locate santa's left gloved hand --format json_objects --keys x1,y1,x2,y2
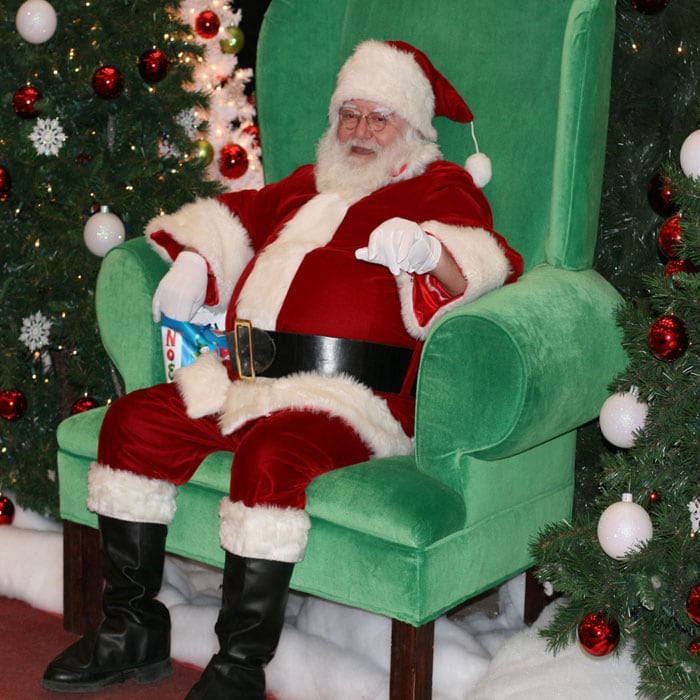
[{"x1": 355, "y1": 217, "x2": 442, "y2": 275}]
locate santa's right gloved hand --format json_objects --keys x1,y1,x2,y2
[{"x1": 152, "y1": 250, "x2": 208, "y2": 322}]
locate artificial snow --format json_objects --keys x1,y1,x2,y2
[{"x1": 1, "y1": 496, "x2": 639, "y2": 699}]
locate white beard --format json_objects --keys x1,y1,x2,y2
[{"x1": 314, "y1": 126, "x2": 441, "y2": 202}]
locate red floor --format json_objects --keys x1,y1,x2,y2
[{"x1": 0, "y1": 596, "x2": 279, "y2": 699}]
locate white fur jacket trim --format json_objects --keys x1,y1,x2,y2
[
  {"x1": 86, "y1": 462, "x2": 177, "y2": 524},
  {"x1": 398, "y1": 221, "x2": 514, "y2": 339},
  {"x1": 234, "y1": 193, "x2": 350, "y2": 329},
  {"x1": 145, "y1": 198, "x2": 254, "y2": 314},
  {"x1": 219, "y1": 498, "x2": 311, "y2": 563},
  {"x1": 175, "y1": 356, "x2": 414, "y2": 458},
  {"x1": 174, "y1": 351, "x2": 230, "y2": 419}
]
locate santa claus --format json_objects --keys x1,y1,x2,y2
[{"x1": 43, "y1": 40, "x2": 523, "y2": 698}]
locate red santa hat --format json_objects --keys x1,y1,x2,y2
[{"x1": 329, "y1": 39, "x2": 492, "y2": 187}]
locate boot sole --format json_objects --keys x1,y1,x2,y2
[{"x1": 41, "y1": 658, "x2": 173, "y2": 693}]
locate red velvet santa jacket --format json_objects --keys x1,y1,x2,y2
[{"x1": 146, "y1": 161, "x2": 523, "y2": 457}]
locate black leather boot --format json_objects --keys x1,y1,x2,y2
[
  {"x1": 186, "y1": 552, "x2": 294, "y2": 699},
  {"x1": 42, "y1": 515, "x2": 172, "y2": 692}
]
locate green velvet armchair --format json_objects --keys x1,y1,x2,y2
[{"x1": 57, "y1": 0, "x2": 627, "y2": 697}]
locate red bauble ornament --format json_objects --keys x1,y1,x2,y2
[
  {"x1": 93, "y1": 66, "x2": 124, "y2": 99},
  {"x1": 0, "y1": 493, "x2": 15, "y2": 525},
  {"x1": 687, "y1": 584, "x2": 700, "y2": 626},
  {"x1": 658, "y1": 215, "x2": 683, "y2": 258},
  {"x1": 242, "y1": 124, "x2": 260, "y2": 148},
  {"x1": 690, "y1": 637, "x2": 700, "y2": 657},
  {"x1": 13, "y1": 84, "x2": 42, "y2": 118},
  {"x1": 631, "y1": 0, "x2": 671, "y2": 13},
  {"x1": 664, "y1": 259, "x2": 697, "y2": 278},
  {"x1": 138, "y1": 48, "x2": 170, "y2": 84},
  {"x1": 218, "y1": 143, "x2": 249, "y2": 179},
  {"x1": 578, "y1": 612, "x2": 620, "y2": 657},
  {"x1": 243, "y1": 124, "x2": 260, "y2": 146},
  {"x1": 648, "y1": 490, "x2": 661, "y2": 506},
  {"x1": 0, "y1": 390, "x2": 27, "y2": 421},
  {"x1": 71, "y1": 396, "x2": 100, "y2": 415},
  {"x1": 0, "y1": 166, "x2": 11, "y2": 202},
  {"x1": 195, "y1": 10, "x2": 220, "y2": 38},
  {"x1": 648, "y1": 315, "x2": 688, "y2": 362},
  {"x1": 647, "y1": 172, "x2": 679, "y2": 218}
]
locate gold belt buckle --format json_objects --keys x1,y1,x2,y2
[{"x1": 233, "y1": 319, "x2": 256, "y2": 382}]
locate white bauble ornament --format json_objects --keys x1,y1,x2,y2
[
  {"x1": 599, "y1": 389, "x2": 648, "y2": 449},
  {"x1": 597, "y1": 493, "x2": 653, "y2": 560},
  {"x1": 680, "y1": 130, "x2": 700, "y2": 180},
  {"x1": 83, "y1": 206, "x2": 125, "y2": 257},
  {"x1": 16, "y1": 0, "x2": 57, "y2": 44}
]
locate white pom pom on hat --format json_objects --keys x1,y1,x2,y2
[
  {"x1": 330, "y1": 39, "x2": 491, "y2": 187},
  {"x1": 466, "y1": 152, "x2": 492, "y2": 189}
]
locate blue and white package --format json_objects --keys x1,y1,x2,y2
[{"x1": 161, "y1": 315, "x2": 229, "y2": 382}]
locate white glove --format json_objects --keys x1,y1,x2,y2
[
  {"x1": 355, "y1": 217, "x2": 442, "y2": 275},
  {"x1": 152, "y1": 250, "x2": 208, "y2": 322}
]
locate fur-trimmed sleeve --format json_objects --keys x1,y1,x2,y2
[
  {"x1": 397, "y1": 220, "x2": 522, "y2": 339},
  {"x1": 145, "y1": 197, "x2": 254, "y2": 313}
]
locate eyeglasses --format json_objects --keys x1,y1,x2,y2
[{"x1": 338, "y1": 108, "x2": 393, "y2": 132}]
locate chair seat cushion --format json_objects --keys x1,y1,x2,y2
[
  {"x1": 306, "y1": 457, "x2": 465, "y2": 547},
  {"x1": 57, "y1": 410, "x2": 464, "y2": 550},
  {"x1": 57, "y1": 407, "x2": 108, "y2": 458}
]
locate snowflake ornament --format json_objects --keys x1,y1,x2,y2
[
  {"x1": 19, "y1": 311, "x2": 52, "y2": 351},
  {"x1": 175, "y1": 108, "x2": 201, "y2": 139},
  {"x1": 689, "y1": 498, "x2": 700, "y2": 535},
  {"x1": 29, "y1": 117, "x2": 67, "y2": 156}
]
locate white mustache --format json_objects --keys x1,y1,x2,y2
[{"x1": 345, "y1": 138, "x2": 382, "y2": 154}]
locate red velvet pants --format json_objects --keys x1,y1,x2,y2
[{"x1": 98, "y1": 382, "x2": 371, "y2": 510}]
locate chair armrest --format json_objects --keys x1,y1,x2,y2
[
  {"x1": 416, "y1": 264, "x2": 627, "y2": 467},
  {"x1": 95, "y1": 237, "x2": 168, "y2": 393}
]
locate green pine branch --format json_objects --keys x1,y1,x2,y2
[
  {"x1": 533, "y1": 2, "x2": 700, "y2": 697},
  {"x1": 0, "y1": 0, "x2": 223, "y2": 517}
]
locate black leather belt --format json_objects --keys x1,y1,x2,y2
[{"x1": 227, "y1": 319, "x2": 413, "y2": 394}]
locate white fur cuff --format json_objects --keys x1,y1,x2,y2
[
  {"x1": 145, "y1": 197, "x2": 254, "y2": 311},
  {"x1": 398, "y1": 221, "x2": 512, "y2": 339},
  {"x1": 87, "y1": 462, "x2": 177, "y2": 525},
  {"x1": 219, "y1": 498, "x2": 311, "y2": 563}
]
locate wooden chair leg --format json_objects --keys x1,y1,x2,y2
[
  {"x1": 389, "y1": 619, "x2": 434, "y2": 700},
  {"x1": 523, "y1": 566, "x2": 550, "y2": 625},
  {"x1": 62, "y1": 521, "x2": 104, "y2": 635}
]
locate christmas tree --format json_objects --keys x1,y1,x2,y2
[
  {"x1": 0, "y1": 0, "x2": 223, "y2": 517},
  {"x1": 534, "y1": 2, "x2": 700, "y2": 697},
  {"x1": 594, "y1": 0, "x2": 700, "y2": 299},
  {"x1": 179, "y1": 0, "x2": 265, "y2": 190},
  {"x1": 574, "y1": 0, "x2": 700, "y2": 512}
]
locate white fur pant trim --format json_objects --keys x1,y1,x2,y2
[
  {"x1": 87, "y1": 462, "x2": 177, "y2": 525},
  {"x1": 218, "y1": 498, "x2": 311, "y2": 563}
]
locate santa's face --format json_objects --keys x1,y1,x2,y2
[
  {"x1": 315, "y1": 101, "x2": 424, "y2": 201},
  {"x1": 335, "y1": 100, "x2": 409, "y2": 158}
]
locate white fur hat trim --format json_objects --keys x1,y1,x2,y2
[{"x1": 330, "y1": 40, "x2": 437, "y2": 140}]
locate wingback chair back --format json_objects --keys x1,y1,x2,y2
[
  {"x1": 256, "y1": 0, "x2": 611, "y2": 273},
  {"x1": 56, "y1": 2, "x2": 627, "y2": 698}
]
